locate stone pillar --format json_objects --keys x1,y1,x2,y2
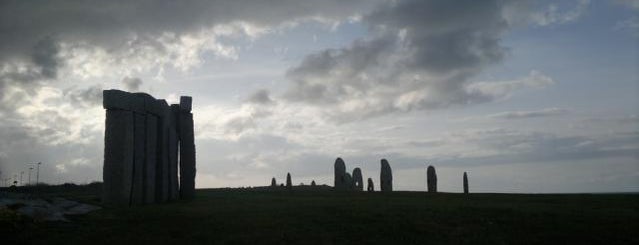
[
  {"x1": 168, "y1": 105, "x2": 180, "y2": 200},
  {"x1": 334, "y1": 158, "x2": 346, "y2": 190},
  {"x1": 367, "y1": 178, "x2": 374, "y2": 192},
  {"x1": 380, "y1": 159, "x2": 392, "y2": 192},
  {"x1": 311, "y1": 180, "x2": 316, "y2": 187},
  {"x1": 271, "y1": 177, "x2": 277, "y2": 187},
  {"x1": 344, "y1": 173, "x2": 353, "y2": 190},
  {"x1": 130, "y1": 95, "x2": 146, "y2": 205},
  {"x1": 155, "y1": 100, "x2": 170, "y2": 203},
  {"x1": 286, "y1": 173, "x2": 292, "y2": 190},
  {"x1": 102, "y1": 90, "x2": 135, "y2": 206},
  {"x1": 427, "y1": 165, "x2": 437, "y2": 193},
  {"x1": 352, "y1": 168, "x2": 363, "y2": 191},
  {"x1": 463, "y1": 172, "x2": 469, "y2": 194},
  {"x1": 178, "y1": 96, "x2": 196, "y2": 200}
]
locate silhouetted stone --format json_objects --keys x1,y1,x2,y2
[
  {"x1": 131, "y1": 107, "x2": 146, "y2": 205},
  {"x1": 427, "y1": 165, "x2": 437, "y2": 193},
  {"x1": 367, "y1": 178, "x2": 374, "y2": 192},
  {"x1": 334, "y1": 158, "x2": 346, "y2": 190},
  {"x1": 344, "y1": 173, "x2": 353, "y2": 190},
  {"x1": 271, "y1": 177, "x2": 277, "y2": 187},
  {"x1": 352, "y1": 168, "x2": 363, "y2": 191},
  {"x1": 380, "y1": 159, "x2": 392, "y2": 192},
  {"x1": 168, "y1": 105, "x2": 180, "y2": 200},
  {"x1": 178, "y1": 99, "x2": 196, "y2": 200},
  {"x1": 286, "y1": 173, "x2": 292, "y2": 190},
  {"x1": 155, "y1": 100, "x2": 170, "y2": 203},
  {"x1": 463, "y1": 172, "x2": 469, "y2": 194},
  {"x1": 102, "y1": 106, "x2": 134, "y2": 206},
  {"x1": 311, "y1": 180, "x2": 316, "y2": 186}
]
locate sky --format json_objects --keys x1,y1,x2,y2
[{"x1": 0, "y1": 0, "x2": 637, "y2": 193}]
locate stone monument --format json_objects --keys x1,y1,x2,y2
[
  {"x1": 380, "y1": 159, "x2": 392, "y2": 192},
  {"x1": 427, "y1": 165, "x2": 437, "y2": 193},
  {"x1": 352, "y1": 168, "x2": 363, "y2": 191},
  {"x1": 463, "y1": 172, "x2": 469, "y2": 194}
]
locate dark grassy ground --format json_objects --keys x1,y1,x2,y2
[{"x1": 2, "y1": 186, "x2": 638, "y2": 245}]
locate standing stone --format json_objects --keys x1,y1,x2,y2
[
  {"x1": 137, "y1": 93, "x2": 160, "y2": 204},
  {"x1": 178, "y1": 96, "x2": 196, "y2": 200},
  {"x1": 463, "y1": 172, "x2": 469, "y2": 194},
  {"x1": 334, "y1": 158, "x2": 346, "y2": 190},
  {"x1": 367, "y1": 178, "x2": 374, "y2": 192},
  {"x1": 380, "y1": 159, "x2": 393, "y2": 192},
  {"x1": 344, "y1": 173, "x2": 353, "y2": 190},
  {"x1": 427, "y1": 165, "x2": 437, "y2": 193},
  {"x1": 352, "y1": 168, "x2": 363, "y2": 191},
  {"x1": 130, "y1": 95, "x2": 146, "y2": 205},
  {"x1": 168, "y1": 104, "x2": 180, "y2": 200},
  {"x1": 271, "y1": 177, "x2": 277, "y2": 187},
  {"x1": 155, "y1": 100, "x2": 170, "y2": 203},
  {"x1": 102, "y1": 90, "x2": 135, "y2": 206},
  {"x1": 311, "y1": 180, "x2": 316, "y2": 187},
  {"x1": 286, "y1": 173, "x2": 292, "y2": 190}
]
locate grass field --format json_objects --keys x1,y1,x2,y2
[{"x1": 3, "y1": 186, "x2": 639, "y2": 244}]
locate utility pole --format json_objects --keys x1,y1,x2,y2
[
  {"x1": 36, "y1": 162, "x2": 41, "y2": 185},
  {"x1": 28, "y1": 167, "x2": 33, "y2": 186}
]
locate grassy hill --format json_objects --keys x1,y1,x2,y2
[{"x1": 3, "y1": 186, "x2": 638, "y2": 244}]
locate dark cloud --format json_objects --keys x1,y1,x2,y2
[
  {"x1": 246, "y1": 89, "x2": 274, "y2": 105},
  {"x1": 284, "y1": 0, "x2": 521, "y2": 121},
  {"x1": 122, "y1": 77, "x2": 143, "y2": 92}
]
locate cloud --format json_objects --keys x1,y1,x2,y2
[
  {"x1": 485, "y1": 108, "x2": 568, "y2": 120},
  {"x1": 283, "y1": 0, "x2": 561, "y2": 122},
  {"x1": 246, "y1": 89, "x2": 274, "y2": 105},
  {"x1": 487, "y1": 108, "x2": 568, "y2": 119},
  {"x1": 528, "y1": 0, "x2": 591, "y2": 26},
  {"x1": 122, "y1": 77, "x2": 143, "y2": 92}
]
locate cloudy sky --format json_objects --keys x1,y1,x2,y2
[{"x1": 0, "y1": 0, "x2": 637, "y2": 193}]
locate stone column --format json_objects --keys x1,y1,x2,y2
[
  {"x1": 286, "y1": 173, "x2": 292, "y2": 191},
  {"x1": 344, "y1": 173, "x2": 353, "y2": 190},
  {"x1": 168, "y1": 104, "x2": 180, "y2": 200},
  {"x1": 367, "y1": 178, "x2": 374, "y2": 192},
  {"x1": 155, "y1": 100, "x2": 170, "y2": 203},
  {"x1": 130, "y1": 95, "x2": 146, "y2": 205},
  {"x1": 352, "y1": 168, "x2": 363, "y2": 191},
  {"x1": 334, "y1": 158, "x2": 346, "y2": 190},
  {"x1": 427, "y1": 165, "x2": 437, "y2": 193},
  {"x1": 463, "y1": 172, "x2": 469, "y2": 194},
  {"x1": 271, "y1": 177, "x2": 277, "y2": 187},
  {"x1": 380, "y1": 159, "x2": 392, "y2": 192},
  {"x1": 102, "y1": 90, "x2": 135, "y2": 206},
  {"x1": 178, "y1": 96, "x2": 196, "y2": 200}
]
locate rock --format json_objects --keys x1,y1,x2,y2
[
  {"x1": 427, "y1": 165, "x2": 437, "y2": 193},
  {"x1": 286, "y1": 173, "x2": 292, "y2": 190},
  {"x1": 334, "y1": 158, "x2": 346, "y2": 190},
  {"x1": 155, "y1": 100, "x2": 170, "y2": 203},
  {"x1": 102, "y1": 109, "x2": 135, "y2": 206},
  {"x1": 131, "y1": 112, "x2": 146, "y2": 205},
  {"x1": 178, "y1": 109, "x2": 196, "y2": 200},
  {"x1": 271, "y1": 177, "x2": 277, "y2": 187},
  {"x1": 344, "y1": 173, "x2": 353, "y2": 190},
  {"x1": 380, "y1": 159, "x2": 393, "y2": 192},
  {"x1": 352, "y1": 168, "x2": 363, "y2": 191},
  {"x1": 367, "y1": 178, "x2": 374, "y2": 192},
  {"x1": 311, "y1": 180, "x2": 316, "y2": 186},
  {"x1": 102, "y1": 89, "x2": 133, "y2": 111},
  {"x1": 168, "y1": 105, "x2": 180, "y2": 200},
  {"x1": 180, "y1": 96, "x2": 192, "y2": 112},
  {"x1": 463, "y1": 172, "x2": 469, "y2": 194}
]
